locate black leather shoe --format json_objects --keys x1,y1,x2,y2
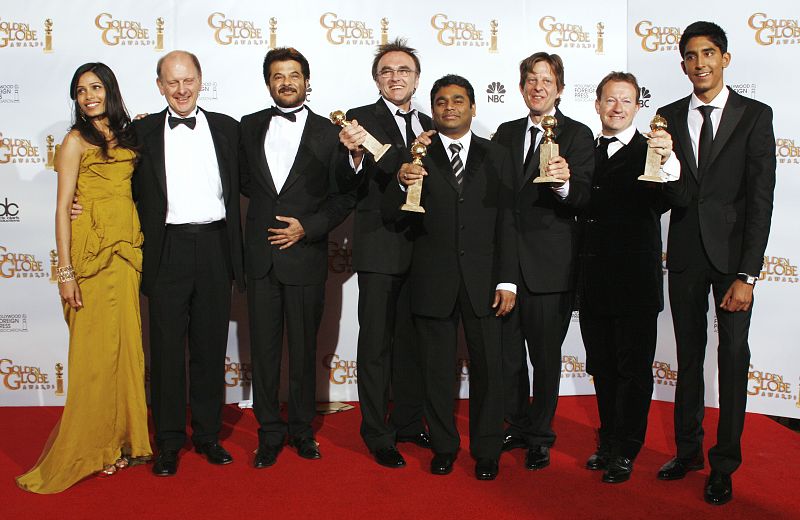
[
  {"x1": 502, "y1": 434, "x2": 527, "y2": 452},
  {"x1": 586, "y1": 450, "x2": 610, "y2": 471},
  {"x1": 602, "y1": 456, "x2": 633, "y2": 483},
  {"x1": 657, "y1": 454, "x2": 704, "y2": 480},
  {"x1": 525, "y1": 445, "x2": 550, "y2": 470},
  {"x1": 195, "y1": 441, "x2": 233, "y2": 465},
  {"x1": 475, "y1": 458, "x2": 499, "y2": 480},
  {"x1": 704, "y1": 470, "x2": 733, "y2": 505},
  {"x1": 289, "y1": 437, "x2": 321, "y2": 460},
  {"x1": 430, "y1": 452, "x2": 456, "y2": 475},
  {"x1": 253, "y1": 444, "x2": 282, "y2": 469},
  {"x1": 152, "y1": 449, "x2": 179, "y2": 477},
  {"x1": 373, "y1": 446, "x2": 406, "y2": 468},
  {"x1": 397, "y1": 431, "x2": 432, "y2": 449}
]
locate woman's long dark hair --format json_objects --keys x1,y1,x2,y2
[{"x1": 69, "y1": 62, "x2": 137, "y2": 157}]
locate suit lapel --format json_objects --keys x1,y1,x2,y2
[
  {"x1": 427, "y1": 135, "x2": 460, "y2": 193},
  {"x1": 203, "y1": 109, "x2": 232, "y2": 204},
  {"x1": 707, "y1": 88, "x2": 745, "y2": 170},
  {"x1": 257, "y1": 112, "x2": 279, "y2": 196},
  {"x1": 144, "y1": 109, "x2": 168, "y2": 197},
  {"x1": 280, "y1": 109, "x2": 319, "y2": 195},
  {"x1": 463, "y1": 134, "x2": 486, "y2": 193},
  {"x1": 668, "y1": 96, "x2": 698, "y2": 181},
  {"x1": 373, "y1": 99, "x2": 406, "y2": 150}
]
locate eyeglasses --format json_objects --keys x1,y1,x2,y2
[{"x1": 378, "y1": 67, "x2": 416, "y2": 79}]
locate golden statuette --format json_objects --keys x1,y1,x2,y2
[
  {"x1": 55, "y1": 363, "x2": 65, "y2": 396},
  {"x1": 330, "y1": 110, "x2": 392, "y2": 162},
  {"x1": 400, "y1": 141, "x2": 427, "y2": 213},
  {"x1": 44, "y1": 18, "x2": 53, "y2": 53},
  {"x1": 46, "y1": 134, "x2": 56, "y2": 169},
  {"x1": 155, "y1": 17, "x2": 165, "y2": 51},
  {"x1": 533, "y1": 115, "x2": 564, "y2": 185},
  {"x1": 269, "y1": 17, "x2": 278, "y2": 49},
  {"x1": 380, "y1": 18, "x2": 389, "y2": 45},
  {"x1": 638, "y1": 115, "x2": 668, "y2": 183}
]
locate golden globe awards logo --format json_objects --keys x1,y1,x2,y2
[
  {"x1": 653, "y1": 361, "x2": 678, "y2": 386},
  {"x1": 0, "y1": 133, "x2": 44, "y2": 164},
  {"x1": 760, "y1": 255, "x2": 799, "y2": 283},
  {"x1": 748, "y1": 13, "x2": 800, "y2": 46},
  {"x1": 320, "y1": 12, "x2": 379, "y2": 45},
  {"x1": 776, "y1": 138, "x2": 800, "y2": 165},
  {"x1": 634, "y1": 21, "x2": 682, "y2": 52},
  {"x1": 431, "y1": 14, "x2": 497, "y2": 51},
  {"x1": 328, "y1": 239, "x2": 352, "y2": 274},
  {"x1": 538, "y1": 16, "x2": 598, "y2": 50},
  {"x1": 224, "y1": 357, "x2": 252, "y2": 388},
  {"x1": 0, "y1": 246, "x2": 47, "y2": 279},
  {"x1": 94, "y1": 13, "x2": 163, "y2": 49},
  {"x1": 207, "y1": 13, "x2": 268, "y2": 46},
  {"x1": 323, "y1": 354, "x2": 357, "y2": 384},
  {"x1": 561, "y1": 355, "x2": 587, "y2": 379},
  {"x1": 0, "y1": 17, "x2": 52, "y2": 50},
  {"x1": 747, "y1": 365, "x2": 795, "y2": 400},
  {"x1": 0, "y1": 358, "x2": 53, "y2": 391}
]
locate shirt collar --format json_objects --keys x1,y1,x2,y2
[
  {"x1": 597, "y1": 123, "x2": 636, "y2": 146},
  {"x1": 439, "y1": 131, "x2": 472, "y2": 157},
  {"x1": 526, "y1": 107, "x2": 557, "y2": 132},
  {"x1": 689, "y1": 85, "x2": 729, "y2": 111},
  {"x1": 383, "y1": 96, "x2": 415, "y2": 116}
]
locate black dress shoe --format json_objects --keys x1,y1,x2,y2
[
  {"x1": 253, "y1": 444, "x2": 282, "y2": 469},
  {"x1": 525, "y1": 445, "x2": 550, "y2": 470},
  {"x1": 195, "y1": 441, "x2": 233, "y2": 465},
  {"x1": 586, "y1": 450, "x2": 610, "y2": 471},
  {"x1": 397, "y1": 431, "x2": 432, "y2": 449},
  {"x1": 704, "y1": 470, "x2": 733, "y2": 505},
  {"x1": 475, "y1": 458, "x2": 499, "y2": 481},
  {"x1": 502, "y1": 434, "x2": 527, "y2": 452},
  {"x1": 289, "y1": 437, "x2": 321, "y2": 460},
  {"x1": 657, "y1": 454, "x2": 704, "y2": 480},
  {"x1": 602, "y1": 456, "x2": 633, "y2": 483},
  {"x1": 373, "y1": 446, "x2": 406, "y2": 468},
  {"x1": 430, "y1": 452, "x2": 456, "y2": 475},
  {"x1": 152, "y1": 449, "x2": 179, "y2": 477}
]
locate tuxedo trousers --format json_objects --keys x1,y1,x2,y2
[
  {"x1": 248, "y1": 270, "x2": 324, "y2": 446},
  {"x1": 148, "y1": 222, "x2": 232, "y2": 451},
  {"x1": 415, "y1": 280, "x2": 503, "y2": 459}
]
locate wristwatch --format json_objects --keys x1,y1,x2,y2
[{"x1": 737, "y1": 273, "x2": 757, "y2": 286}]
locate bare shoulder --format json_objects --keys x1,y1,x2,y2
[{"x1": 55, "y1": 130, "x2": 88, "y2": 172}]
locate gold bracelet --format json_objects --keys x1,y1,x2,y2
[{"x1": 56, "y1": 265, "x2": 76, "y2": 284}]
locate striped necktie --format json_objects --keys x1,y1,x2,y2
[{"x1": 449, "y1": 142, "x2": 464, "y2": 186}]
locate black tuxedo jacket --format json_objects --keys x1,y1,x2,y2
[
  {"x1": 658, "y1": 88, "x2": 775, "y2": 275},
  {"x1": 578, "y1": 131, "x2": 669, "y2": 316},
  {"x1": 239, "y1": 107, "x2": 352, "y2": 286},
  {"x1": 132, "y1": 108, "x2": 244, "y2": 296},
  {"x1": 384, "y1": 134, "x2": 517, "y2": 319},
  {"x1": 492, "y1": 109, "x2": 594, "y2": 293},
  {"x1": 338, "y1": 98, "x2": 433, "y2": 275}
]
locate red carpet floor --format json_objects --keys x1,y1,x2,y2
[{"x1": 2, "y1": 397, "x2": 798, "y2": 519}]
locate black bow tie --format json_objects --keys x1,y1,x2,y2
[
  {"x1": 168, "y1": 116, "x2": 196, "y2": 130},
  {"x1": 270, "y1": 106, "x2": 305, "y2": 122}
]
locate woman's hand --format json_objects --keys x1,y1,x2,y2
[{"x1": 59, "y1": 279, "x2": 83, "y2": 309}]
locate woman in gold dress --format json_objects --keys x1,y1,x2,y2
[{"x1": 16, "y1": 63, "x2": 152, "y2": 493}]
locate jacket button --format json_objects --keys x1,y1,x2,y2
[
  {"x1": 460, "y1": 225, "x2": 465, "y2": 230},
  {"x1": 459, "y1": 250, "x2": 465, "y2": 256},
  {"x1": 458, "y1": 197, "x2": 465, "y2": 203}
]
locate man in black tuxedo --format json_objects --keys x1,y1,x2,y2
[
  {"x1": 337, "y1": 39, "x2": 432, "y2": 467},
  {"x1": 389, "y1": 75, "x2": 517, "y2": 481},
  {"x1": 239, "y1": 48, "x2": 352, "y2": 468},
  {"x1": 578, "y1": 72, "x2": 679, "y2": 484},
  {"x1": 492, "y1": 52, "x2": 594, "y2": 470},
  {"x1": 655, "y1": 22, "x2": 775, "y2": 506},
  {"x1": 132, "y1": 50, "x2": 244, "y2": 476}
]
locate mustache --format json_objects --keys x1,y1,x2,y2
[{"x1": 278, "y1": 86, "x2": 298, "y2": 94}]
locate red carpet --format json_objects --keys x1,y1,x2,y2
[{"x1": 1, "y1": 397, "x2": 798, "y2": 519}]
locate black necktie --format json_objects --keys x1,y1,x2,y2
[
  {"x1": 449, "y1": 142, "x2": 464, "y2": 187},
  {"x1": 270, "y1": 105, "x2": 305, "y2": 122},
  {"x1": 523, "y1": 126, "x2": 540, "y2": 174},
  {"x1": 697, "y1": 105, "x2": 715, "y2": 174},
  {"x1": 396, "y1": 109, "x2": 417, "y2": 147},
  {"x1": 595, "y1": 136, "x2": 617, "y2": 165},
  {"x1": 168, "y1": 116, "x2": 196, "y2": 130}
]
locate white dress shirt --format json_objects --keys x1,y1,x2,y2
[
  {"x1": 596, "y1": 123, "x2": 680, "y2": 181},
  {"x1": 163, "y1": 108, "x2": 226, "y2": 225},
  {"x1": 688, "y1": 85, "x2": 729, "y2": 165},
  {"x1": 525, "y1": 109, "x2": 569, "y2": 198},
  {"x1": 264, "y1": 105, "x2": 308, "y2": 193}
]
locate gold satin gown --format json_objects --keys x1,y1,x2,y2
[{"x1": 16, "y1": 147, "x2": 152, "y2": 494}]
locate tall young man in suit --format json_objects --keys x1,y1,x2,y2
[
  {"x1": 239, "y1": 48, "x2": 352, "y2": 468},
  {"x1": 132, "y1": 50, "x2": 244, "y2": 476},
  {"x1": 655, "y1": 22, "x2": 775, "y2": 505},
  {"x1": 390, "y1": 75, "x2": 517, "y2": 481},
  {"x1": 578, "y1": 72, "x2": 678, "y2": 484},
  {"x1": 337, "y1": 39, "x2": 432, "y2": 468},
  {"x1": 492, "y1": 52, "x2": 594, "y2": 470}
]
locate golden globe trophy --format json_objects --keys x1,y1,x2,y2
[
  {"x1": 638, "y1": 115, "x2": 668, "y2": 183},
  {"x1": 49, "y1": 249, "x2": 58, "y2": 282},
  {"x1": 380, "y1": 18, "x2": 389, "y2": 45},
  {"x1": 330, "y1": 110, "x2": 392, "y2": 162},
  {"x1": 155, "y1": 17, "x2": 165, "y2": 51},
  {"x1": 532, "y1": 115, "x2": 564, "y2": 185},
  {"x1": 44, "y1": 19, "x2": 53, "y2": 53},
  {"x1": 269, "y1": 17, "x2": 278, "y2": 49},
  {"x1": 55, "y1": 363, "x2": 65, "y2": 396},
  {"x1": 400, "y1": 141, "x2": 427, "y2": 213},
  {"x1": 46, "y1": 135, "x2": 56, "y2": 169}
]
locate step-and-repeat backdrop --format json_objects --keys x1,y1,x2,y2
[{"x1": 2, "y1": 1, "x2": 798, "y2": 418}]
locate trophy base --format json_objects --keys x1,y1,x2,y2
[
  {"x1": 532, "y1": 175, "x2": 565, "y2": 185},
  {"x1": 637, "y1": 174, "x2": 666, "y2": 183},
  {"x1": 372, "y1": 144, "x2": 392, "y2": 162},
  {"x1": 400, "y1": 203, "x2": 425, "y2": 213}
]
